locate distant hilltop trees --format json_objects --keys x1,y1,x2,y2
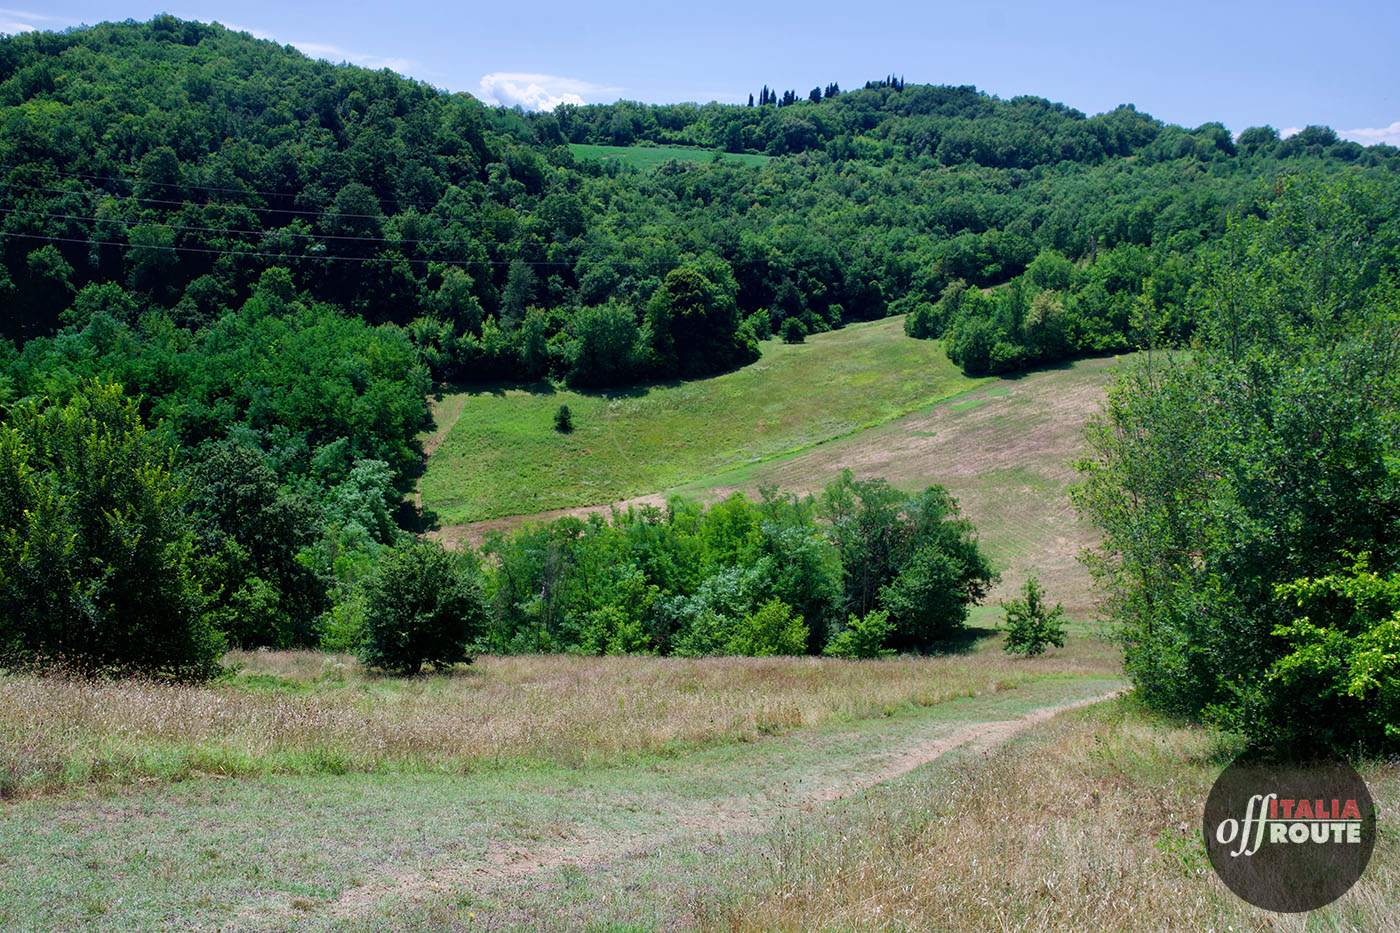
[{"x1": 752, "y1": 77, "x2": 901, "y2": 107}]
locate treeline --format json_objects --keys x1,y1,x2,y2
[
  {"x1": 481, "y1": 472, "x2": 994, "y2": 657},
  {"x1": 906, "y1": 243, "x2": 1195, "y2": 374},
  {"x1": 0, "y1": 396, "x2": 994, "y2": 672},
  {"x1": 1075, "y1": 174, "x2": 1400, "y2": 754}
]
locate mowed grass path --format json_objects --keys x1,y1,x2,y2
[
  {"x1": 0, "y1": 638, "x2": 1124, "y2": 931},
  {"x1": 421, "y1": 318, "x2": 985, "y2": 524},
  {"x1": 568, "y1": 142, "x2": 771, "y2": 170}
]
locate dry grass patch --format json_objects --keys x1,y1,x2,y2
[
  {"x1": 723, "y1": 698, "x2": 1398, "y2": 931},
  {"x1": 0, "y1": 637, "x2": 1117, "y2": 798}
]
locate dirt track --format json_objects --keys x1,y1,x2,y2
[{"x1": 311, "y1": 686, "x2": 1123, "y2": 928}]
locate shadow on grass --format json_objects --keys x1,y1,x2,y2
[
  {"x1": 926, "y1": 625, "x2": 1001, "y2": 655},
  {"x1": 989, "y1": 349, "x2": 1137, "y2": 383}
]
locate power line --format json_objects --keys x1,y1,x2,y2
[
  {"x1": 0, "y1": 184, "x2": 865, "y2": 261},
  {"x1": 0, "y1": 178, "x2": 455, "y2": 222},
  {"x1": 0, "y1": 206, "x2": 487, "y2": 249},
  {"x1": 0, "y1": 178, "x2": 833, "y2": 238},
  {"x1": 1, "y1": 163, "x2": 459, "y2": 215},
  {"x1": 0, "y1": 229, "x2": 855, "y2": 269}
]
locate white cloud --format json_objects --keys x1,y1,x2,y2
[
  {"x1": 476, "y1": 72, "x2": 617, "y2": 111},
  {"x1": 1339, "y1": 121, "x2": 1400, "y2": 147},
  {"x1": 1279, "y1": 126, "x2": 1303, "y2": 139},
  {"x1": 220, "y1": 21, "x2": 278, "y2": 41},
  {"x1": 0, "y1": 7, "x2": 77, "y2": 34},
  {"x1": 290, "y1": 40, "x2": 416, "y2": 75}
]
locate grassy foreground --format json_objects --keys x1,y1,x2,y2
[
  {"x1": 420, "y1": 318, "x2": 985, "y2": 523},
  {"x1": 568, "y1": 142, "x2": 772, "y2": 170},
  {"x1": 0, "y1": 639, "x2": 1123, "y2": 932},
  {"x1": 298, "y1": 699, "x2": 1396, "y2": 932},
  {"x1": 718, "y1": 699, "x2": 1400, "y2": 932},
  {"x1": 0, "y1": 633, "x2": 1112, "y2": 798}
]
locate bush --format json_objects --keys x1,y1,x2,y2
[
  {"x1": 820, "y1": 472, "x2": 997, "y2": 652},
  {"x1": 1072, "y1": 174, "x2": 1400, "y2": 753},
  {"x1": 780, "y1": 317, "x2": 807, "y2": 344},
  {"x1": 1236, "y1": 556, "x2": 1400, "y2": 751},
  {"x1": 725, "y1": 598, "x2": 809, "y2": 656},
  {"x1": 554, "y1": 404, "x2": 573, "y2": 433},
  {"x1": 823, "y1": 609, "x2": 895, "y2": 658},
  {"x1": 0, "y1": 381, "x2": 221, "y2": 677},
  {"x1": 1000, "y1": 576, "x2": 1066, "y2": 656},
  {"x1": 357, "y1": 542, "x2": 486, "y2": 674}
]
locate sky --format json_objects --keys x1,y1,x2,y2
[{"x1": 6, "y1": 1, "x2": 1399, "y2": 144}]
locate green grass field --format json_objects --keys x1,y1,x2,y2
[
  {"x1": 0, "y1": 637, "x2": 1127, "y2": 931},
  {"x1": 568, "y1": 142, "x2": 771, "y2": 170},
  {"x1": 420, "y1": 318, "x2": 987, "y2": 524}
]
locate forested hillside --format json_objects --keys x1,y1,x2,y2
[
  {"x1": 1, "y1": 16, "x2": 1397, "y2": 677},
  {"x1": 4, "y1": 17, "x2": 1397, "y2": 379}
]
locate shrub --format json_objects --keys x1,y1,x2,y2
[
  {"x1": 1001, "y1": 576, "x2": 1066, "y2": 656},
  {"x1": 358, "y1": 542, "x2": 486, "y2": 674},
  {"x1": 1234, "y1": 555, "x2": 1400, "y2": 752},
  {"x1": 554, "y1": 404, "x2": 573, "y2": 433},
  {"x1": 725, "y1": 599, "x2": 809, "y2": 656},
  {"x1": 820, "y1": 472, "x2": 997, "y2": 652},
  {"x1": 781, "y1": 317, "x2": 807, "y2": 344},
  {"x1": 318, "y1": 594, "x2": 367, "y2": 653},
  {"x1": 823, "y1": 610, "x2": 895, "y2": 658}
]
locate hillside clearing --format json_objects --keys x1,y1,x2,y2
[
  {"x1": 419, "y1": 318, "x2": 984, "y2": 525},
  {"x1": 567, "y1": 143, "x2": 772, "y2": 169},
  {"x1": 430, "y1": 353, "x2": 1125, "y2": 615}
]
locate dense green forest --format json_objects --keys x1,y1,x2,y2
[{"x1": 2, "y1": 15, "x2": 1398, "y2": 749}]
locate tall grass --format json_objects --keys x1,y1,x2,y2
[
  {"x1": 0, "y1": 640, "x2": 1117, "y2": 797},
  {"x1": 720, "y1": 698, "x2": 1399, "y2": 931}
]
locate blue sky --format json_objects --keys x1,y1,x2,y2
[{"x1": 7, "y1": 2, "x2": 1399, "y2": 144}]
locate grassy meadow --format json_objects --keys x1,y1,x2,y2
[
  {"x1": 0, "y1": 631, "x2": 1114, "y2": 799},
  {"x1": 717, "y1": 699, "x2": 1400, "y2": 932},
  {"x1": 567, "y1": 142, "x2": 772, "y2": 170},
  {"x1": 420, "y1": 317, "x2": 986, "y2": 524},
  {"x1": 664, "y1": 354, "x2": 1128, "y2": 614},
  {"x1": 0, "y1": 630, "x2": 1130, "y2": 931}
]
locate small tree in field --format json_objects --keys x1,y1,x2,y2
[
  {"x1": 780, "y1": 317, "x2": 807, "y2": 344},
  {"x1": 1001, "y1": 576, "x2": 1066, "y2": 656},
  {"x1": 358, "y1": 542, "x2": 486, "y2": 674},
  {"x1": 554, "y1": 404, "x2": 573, "y2": 433}
]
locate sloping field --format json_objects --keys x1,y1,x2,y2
[
  {"x1": 428, "y1": 345, "x2": 1125, "y2": 615},
  {"x1": 420, "y1": 318, "x2": 984, "y2": 524},
  {"x1": 568, "y1": 142, "x2": 771, "y2": 169},
  {"x1": 669, "y1": 355, "x2": 1125, "y2": 614}
]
